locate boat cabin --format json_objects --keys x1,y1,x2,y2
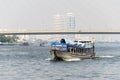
[{"x1": 73, "y1": 40, "x2": 94, "y2": 48}]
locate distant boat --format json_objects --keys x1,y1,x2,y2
[
  {"x1": 40, "y1": 42, "x2": 45, "y2": 47},
  {"x1": 50, "y1": 38, "x2": 95, "y2": 61},
  {"x1": 0, "y1": 42, "x2": 3, "y2": 45},
  {"x1": 21, "y1": 41, "x2": 29, "y2": 46}
]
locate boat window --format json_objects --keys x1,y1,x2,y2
[
  {"x1": 74, "y1": 41, "x2": 78, "y2": 44},
  {"x1": 79, "y1": 41, "x2": 91, "y2": 43},
  {"x1": 74, "y1": 41, "x2": 78, "y2": 42},
  {"x1": 79, "y1": 41, "x2": 82, "y2": 43}
]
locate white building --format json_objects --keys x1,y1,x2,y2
[
  {"x1": 53, "y1": 14, "x2": 65, "y2": 39},
  {"x1": 53, "y1": 14, "x2": 65, "y2": 30}
]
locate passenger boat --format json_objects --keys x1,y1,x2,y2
[
  {"x1": 21, "y1": 41, "x2": 29, "y2": 46},
  {"x1": 40, "y1": 42, "x2": 45, "y2": 47},
  {"x1": 50, "y1": 39, "x2": 95, "y2": 61}
]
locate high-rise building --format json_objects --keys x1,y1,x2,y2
[
  {"x1": 53, "y1": 14, "x2": 65, "y2": 39},
  {"x1": 66, "y1": 13, "x2": 76, "y2": 40},
  {"x1": 52, "y1": 13, "x2": 76, "y2": 41},
  {"x1": 54, "y1": 14, "x2": 65, "y2": 30},
  {"x1": 66, "y1": 13, "x2": 75, "y2": 30}
]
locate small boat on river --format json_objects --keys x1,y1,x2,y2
[
  {"x1": 50, "y1": 39, "x2": 95, "y2": 61},
  {"x1": 21, "y1": 40, "x2": 29, "y2": 46}
]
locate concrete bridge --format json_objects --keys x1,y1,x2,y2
[{"x1": 0, "y1": 30, "x2": 120, "y2": 35}]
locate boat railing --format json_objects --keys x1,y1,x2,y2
[{"x1": 68, "y1": 46, "x2": 94, "y2": 55}]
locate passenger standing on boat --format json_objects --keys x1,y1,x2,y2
[
  {"x1": 60, "y1": 38, "x2": 66, "y2": 44},
  {"x1": 60, "y1": 39, "x2": 70, "y2": 52}
]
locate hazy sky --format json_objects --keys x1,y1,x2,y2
[{"x1": 0, "y1": 0, "x2": 120, "y2": 30}]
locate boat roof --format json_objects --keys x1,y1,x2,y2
[{"x1": 74, "y1": 39, "x2": 91, "y2": 42}]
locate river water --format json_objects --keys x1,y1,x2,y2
[{"x1": 0, "y1": 42, "x2": 120, "y2": 80}]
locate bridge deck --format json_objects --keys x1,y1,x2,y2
[{"x1": 0, "y1": 30, "x2": 120, "y2": 35}]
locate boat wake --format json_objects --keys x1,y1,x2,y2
[
  {"x1": 63, "y1": 58, "x2": 81, "y2": 62},
  {"x1": 46, "y1": 56, "x2": 115, "y2": 62},
  {"x1": 46, "y1": 58, "x2": 81, "y2": 62},
  {"x1": 45, "y1": 58, "x2": 52, "y2": 61},
  {"x1": 95, "y1": 55, "x2": 114, "y2": 58}
]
